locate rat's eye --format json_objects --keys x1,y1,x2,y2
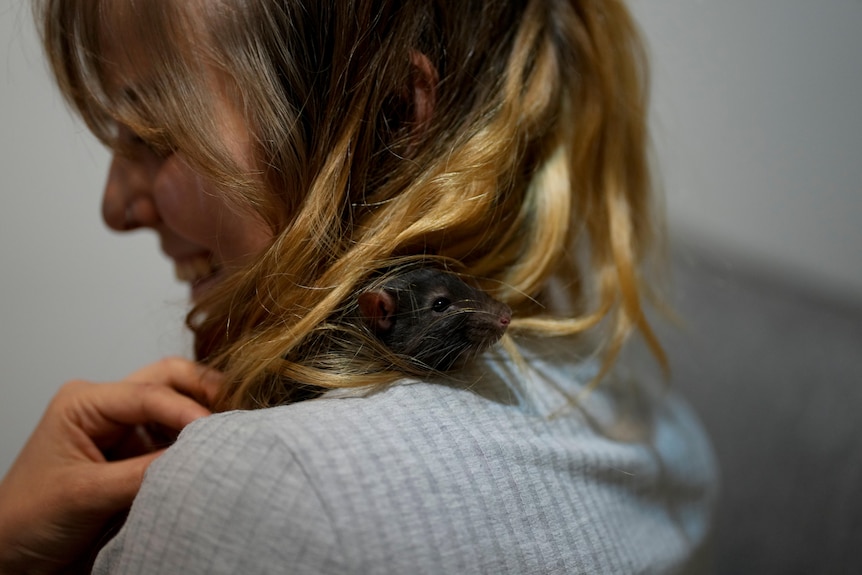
[{"x1": 431, "y1": 297, "x2": 451, "y2": 312}]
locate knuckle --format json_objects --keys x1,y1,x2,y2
[
  {"x1": 59, "y1": 379, "x2": 85, "y2": 392},
  {"x1": 135, "y1": 381, "x2": 160, "y2": 394},
  {"x1": 54, "y1": 379, "x2": 90, "y2": 402},
  {"x1": 159, "y1": 356, "x2": 193, "y2": 373}
]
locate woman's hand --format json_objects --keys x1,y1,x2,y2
[{"x1": 0, "y1": 357, "x2": 222, "y2": 574}]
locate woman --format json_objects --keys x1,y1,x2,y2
[{"x1": 0, "y1": 0, "x2": 716, "y2": 572}]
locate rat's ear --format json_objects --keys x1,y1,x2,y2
[{"x1": 358, "y1": 290, "x2": 396, "y2": 333}]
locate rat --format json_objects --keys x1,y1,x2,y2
[{"x1": 357, "y1": 268, "x2": 512, "y2": 371}]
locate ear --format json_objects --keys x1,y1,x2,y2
[
  {"x1": 409, "y1": 50, "x2": 438, "y2": 133},
  {"x1": 358, "y1": 290, "x2": 397, "y2": 333}
]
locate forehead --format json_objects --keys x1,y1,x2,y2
[{"x1": 96, "y1": 0, "x2": 206, "y2": 94}]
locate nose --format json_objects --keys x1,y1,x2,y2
[{"x1": 102, "y1": 153, "x2": 163, "y2": 231}]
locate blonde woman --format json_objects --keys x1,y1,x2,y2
[{"x1": 0, "y1": 0, "x2": 716, "y2": 572}]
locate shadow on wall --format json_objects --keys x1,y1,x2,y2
[{"x1": 657, "y1": 235, "x2": 862, "y2": 575}]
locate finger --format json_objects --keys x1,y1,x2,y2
[
  {"x1": 85, "y1": 450, "x2": 165, "y2": 512},
  {"x1": 125, "y1": 357, "x2": 222, "y2": 407},
  {"x1": 76, "y1": 381, "x2": 213, "y2": 440}
]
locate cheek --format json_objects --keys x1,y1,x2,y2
[
  {"x1": 153, "y1": 157, "x2": 221, "y2": 244},
  {"x1": 153, "y1": 156, "x2": 272, "y2": 263}
]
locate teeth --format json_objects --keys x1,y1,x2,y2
[{"x1": 175, "y1": 256, "x2": 217, "y2": 283}]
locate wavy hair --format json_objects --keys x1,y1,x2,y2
[{"x1": 37, "y1": 0, "x2": 665, "y2": 410}]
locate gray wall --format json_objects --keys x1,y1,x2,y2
[
  {"x1": 2, "y1": 0, "x2": 861, "y2": 476},
  {"x1": 630, "y1": 0, "x2": 862, "y2": 299}
]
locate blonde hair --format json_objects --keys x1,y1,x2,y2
[{"x1": 38, "y1": 0, "x2": 665, "y2": 410}]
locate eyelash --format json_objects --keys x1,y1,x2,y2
[{"x1": 114, "y1": 125, "x2": 171, "y2": 158}]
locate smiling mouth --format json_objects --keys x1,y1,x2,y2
[{"x1": 174, "y1": 255, "x2": 221, "y2": 286}]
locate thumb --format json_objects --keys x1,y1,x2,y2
[{"x1": 89, "y1": 450, "x2": 165, "y2": 512}]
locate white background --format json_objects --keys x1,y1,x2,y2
[{"x1": 2, "y1": 0, "x2": 861, "y2": 475}]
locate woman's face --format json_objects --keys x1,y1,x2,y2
[{"x1": 101, "y1": 37, "x2": 273, "y2": 302}]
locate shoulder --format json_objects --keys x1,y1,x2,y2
[
  {"x1": 95, "y1": 383, "x2": 502, "y2": 574},
  {"x1": 96, "y1": 340, "x2": 717, "y2": 574},
  {"x1": 94, "y1": 406, "x2": 348, "y2": 574}
]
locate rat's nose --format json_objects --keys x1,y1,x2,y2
[{"x1": 498, "y1": 305, "x2": 512, "y2": 329}]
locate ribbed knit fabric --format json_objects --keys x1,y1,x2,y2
[{"x1": 93, "y1": 337, "x2": 717, "y2": 574}]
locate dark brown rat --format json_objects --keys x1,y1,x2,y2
[{"x1": 358, "y1": 268, "x2": 512, "y2": 371}]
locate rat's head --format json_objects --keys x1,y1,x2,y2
[{"x1": 358, "y1": 269, "x2": 511, "y2": 371}]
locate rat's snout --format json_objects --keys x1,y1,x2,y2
[{"x1": 497, "y1": 304, "x2": 512, "y2": 330}]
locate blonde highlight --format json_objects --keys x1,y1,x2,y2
[{"x1": 37, "y1": 0, "x2": 666, "y2": 410}]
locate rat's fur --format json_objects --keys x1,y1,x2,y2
[{"x1": 358, "y1": 268, "x2": 511, "y2": 371}]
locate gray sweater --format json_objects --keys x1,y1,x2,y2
[{"x1": 94, "y1": 337, "x2": 717, "y2": 574}]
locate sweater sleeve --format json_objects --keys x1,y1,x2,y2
[{"x1": 93, "y1": 413, "x2": 345, "y2": 575}]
